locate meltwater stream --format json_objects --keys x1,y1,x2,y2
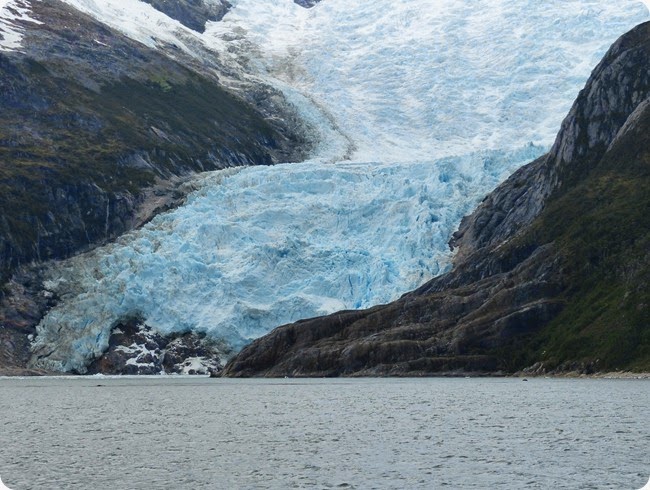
[{"x1": 33, "y1": 0, "x2": 649, "y2": 371}]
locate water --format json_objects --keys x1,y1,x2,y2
[{"x1": 0, "y1": 377, "x2": 648, "y2": 489}]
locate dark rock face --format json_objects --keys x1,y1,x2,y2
[
  {"x1": 548, "y1": 25, "x2": 650, "y2": 185},
  {"x1": 222, "y1": 22, "x2": 650, "y2": 377},
  {"x1": 0, "y1": 268, "x2": 55, "y2": 375},
  {"x1": 86, "y1": 321, "x2": 227, "y2": 375},
  {"x1": 294, "y1": 0, "x2": 322, "y2": 8},
  {"x1": 450, "y1": 24, "x2": 650, "y2": 265},
  {"x1": 140, "y1": 0, "x2": 232, "y2": 33},
  {"x1": 222, "y1": 244, "x2": 567, "y2": 377}
]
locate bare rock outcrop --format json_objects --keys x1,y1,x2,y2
[{"x1": 140, "y1": 0, "x2": 232, "y2": 33}]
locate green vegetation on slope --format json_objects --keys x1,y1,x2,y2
[{"x1": 515, "y1": 110, "x2": 650, "y2": 371}]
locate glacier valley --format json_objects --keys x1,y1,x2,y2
[{"x1": 32, "y1": 0, "x2": 649, "y2": 372}]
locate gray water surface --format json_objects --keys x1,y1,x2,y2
[{"x1": 0, "y1": 377, "x2": 648, "y2": 489}]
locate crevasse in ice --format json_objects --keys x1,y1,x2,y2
[{"x1": 34, "y1": 0, "x2": 649, "y2": 372}]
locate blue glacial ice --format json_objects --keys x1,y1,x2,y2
[
  {"x1": 33, "y1": 0, "x2": 649, "y2": 372},
  {"x1": 33, "y1": 148, "x2": 543, "y2": 371}
]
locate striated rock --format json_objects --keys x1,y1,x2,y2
[
  {"x1": 222, "y1": 22, "x2": 650, "y2": 377},
  {"x1": 223, "y1": 243, "x2": 567, "y2": 377}
]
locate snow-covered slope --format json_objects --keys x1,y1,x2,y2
[
  {"x1": 31, "y1": 0, "x2": 649, "y2": 372},
  {"x1": 59, "y1": 0, "x2": 650, "y2": 162},
  {"x1": 211, "y1": 0, "x2": 649, "y2": 161},
  {"x1": 57, "y1": 0, "x2": 200, "y2": 52}
]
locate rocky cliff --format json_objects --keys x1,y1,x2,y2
[
  {"x1": 222, "y1": 22, "x2": 650, "y2": 377},
  {"x1": 293, "y1": 0, "x2": 322, "y2": 8},
  {"x1": 140, "y1": 0, "x2": 231, "y2": 33}
]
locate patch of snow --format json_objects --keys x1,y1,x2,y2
[
  {"x1": 59, "y1": 0, "x2": 199, "y2": 53},
  {"x1": 114, "y1": 344, "x2": 138, "y2": 355},
  {"x1": 178, "y1": 357, "x2": 213, "y2": 375},
  {"x1": 125, "y1": 356, "x2": 153, "y2": 368},
  {"x1": 121, "y1": 342, "x2": 157, "y2": 368},
  {"x1": 0, "y1": 0, "x2": 42, "y2": 52}
]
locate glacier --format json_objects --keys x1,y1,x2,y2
[{"x1": 32, "y1": 0, "x2": 649, "y2": 372}]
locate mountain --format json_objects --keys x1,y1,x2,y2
[
  {"x1": 0, "y1": 0, "x2": 310, "y2": 374},
  {"x1": 0, "y1": 1, "x2": 647, "y2": 376},
  {"x1": 222, "y1": 22, "x2": 650, "y2": 377},
  {"x1": 0, "y1": 0, "x2": 308, "y2": 287}
]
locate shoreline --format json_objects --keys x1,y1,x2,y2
[
  {"x1": 521, "y1": 371, "x2": 650, "y2": 380},
  {"x1": 1, "y1": 369, "x2": 648, "y2": 379}
]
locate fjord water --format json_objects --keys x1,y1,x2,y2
[
  {"x1": 0, "y1": 377, "x2": 648, "y2": 489},
  {"x1": 33, "y1": 0, "x2": 649, "y2": 371}
]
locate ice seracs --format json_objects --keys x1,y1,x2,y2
[{"x1": 31, "y1": 146, "x2": 544, "y2": 372}]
